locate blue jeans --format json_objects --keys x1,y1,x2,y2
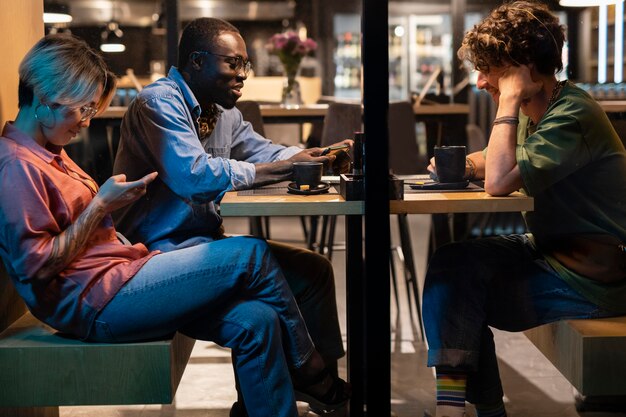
[
  {"x1": 423, "y1": 234, "x2": 616, "y2": 404},
  {"x1": 88, "y1": 236, "x2": 314, "y2": 417}
]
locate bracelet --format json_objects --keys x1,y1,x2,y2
[
  {"x1": 465, "y1": 157, "x2": 476, "y2": 180},
  {"x1": 492, "y1": 116, "x2": 519, "y2": 126}
]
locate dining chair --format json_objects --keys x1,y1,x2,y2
[
  {"x1": 388, "y1": 100, "x2": 428, "y2": 339},
  {"x1": 307, "y1": 102, "x2": 363, "y2": 258},
  {"x1": 236, "y1": 100, "x2": 270, "y2": 238}
]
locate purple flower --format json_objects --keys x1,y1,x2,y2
[{"x1": 266, "y1": 31, "x2": 318, "y2": 60}]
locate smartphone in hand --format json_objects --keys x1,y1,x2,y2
[
  {"x1": 321, "y1": 144, "x2": 350, "y2": 157},
  {"x1": 321, "y1": 144, "x2": 351, "y2": 175}
]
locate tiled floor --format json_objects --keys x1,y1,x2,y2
[{"x1": 60, "y1": 215, "x2": 626, "y2": 417}]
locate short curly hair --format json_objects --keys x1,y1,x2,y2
[{"x1": 457, "y1": 0, "x2": 566, "y2": 76}]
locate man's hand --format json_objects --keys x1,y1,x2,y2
[
  {"x1": 252, "y1": 140, "x2": 355, "y2": 187},
  {"x1": 290, "y1": 139, "x2": 354, "y2": 172}
]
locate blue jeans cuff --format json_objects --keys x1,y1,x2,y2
[{"x1": 427, "y1": 348, "x2": 480, "y2": 370}]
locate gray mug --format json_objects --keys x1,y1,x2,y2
[
  {"x1": 434, "y1": 146, "x2": 466, "y2": 183},
  {"x1": 293, "y1": 161, "x2": 323, "y2": 189}
]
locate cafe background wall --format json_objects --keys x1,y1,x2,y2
[
  {"x1": 0, "y1": 0, "x2": 43, "y2": 127},
  {"x1": 42, "y1": 0, "x2": 614, "y2": 99}
]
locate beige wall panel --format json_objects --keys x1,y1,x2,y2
[
  {"x1": 0, "y1": 1, "x2": 42, "y2": 330},
  {"x1": 0, "y1": 0, "x2": 43, "y2": 126}
]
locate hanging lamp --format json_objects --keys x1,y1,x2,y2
[
  {"x1": 100, "y1": 21, "x2": 126, "y2": 53},
  {"x1": 43, "y1": 1, "x2": 72, "y2": 24}
]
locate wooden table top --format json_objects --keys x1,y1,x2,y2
[
  {"x1": 219, "y1": 188, "x2": 533, "y2": 216},
  {"x1": 219, "y1": 190, "x2": 364, "y2": 216},
  {"x1": 258, "y1": 103, "x2": 329, "y2": 117},
  {"x1": 412, "y1": 103, "x2": 470, "y2": 115},
  {"x1": 390, "y1": 190, "x2": 533, "y2": 214},
  {"x1": 98, "y1": 100, "x2": 624, "y2": 120},
  {"x1": 598, "y1": 101, "x2": 626, "y2": 113},
  {"x1": 97, "y1": 102, "x2": 472, "y2": 120}
]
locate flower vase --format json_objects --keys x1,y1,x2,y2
[{"x1": 282, "y1": 69, "x2": 302, "y2": 106}]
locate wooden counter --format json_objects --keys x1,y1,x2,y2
[
  {"x1": 412, "y1": 103, "x2": 470, "y2": 115},
  {"x1": 598, "y1": 100, "x2": 626, "y2": 113}
]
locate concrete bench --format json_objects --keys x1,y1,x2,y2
[
  {"x1": 0, "y1": 264, "x2": 195, "y2": 417},
  {"x1": 525, "y1": 316, "x2": 626, "y2": 411}
]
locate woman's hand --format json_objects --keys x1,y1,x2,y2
[
  {"x1": 93, "y1": 172, "x2": 158, "y2": 213},
  {"x1": 35, "y1": 171, "x2": 158, "y2": 281}
]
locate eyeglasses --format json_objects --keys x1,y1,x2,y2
[
  {"x1": 44, "y1": 101, "x2": 99, "y2": 122},
  {"x1": 77, "y1": 105, "x2": 98, "y2": 122},
  {"x1": 194, "y1": 51, "x2": 252, "y2": 76}
]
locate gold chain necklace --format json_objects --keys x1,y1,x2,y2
[{"x1": 547, "y1": 80, "x2": 567, "y2": 109}]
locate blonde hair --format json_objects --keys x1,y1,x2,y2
[{"x1": 18, "y1": 34, "x2": 117, "y2": 114}]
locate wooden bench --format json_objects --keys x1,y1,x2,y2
[
  {"x1": 0, "y1": 263, "x2": 196, "y2": 417},
  {"x1": 525, "y1": 316, "x2": 626, "y2": 411}
]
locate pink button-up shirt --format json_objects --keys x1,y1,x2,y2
[{"x1": 0, "y1": 123, "x2": 158, "y2": 339}]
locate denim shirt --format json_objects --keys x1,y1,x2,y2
[{"x1": 113, "y1": 67, "x2": 301, "y2": 251}]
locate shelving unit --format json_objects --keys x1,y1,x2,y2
[
  {"x1": 408, "y1": 14, "x2": 452, "y2": 97},
  {"x1": 333, "y1": 13, "x2": 362, "y2": 99},
  {"x1": 389, "y1": 17, "x2": 409, "y2": 101}
]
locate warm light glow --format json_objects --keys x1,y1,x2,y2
[
  {"x1": 100, "y1": 43, "x2": 126, "y2": 53},
  {"x1": 615, "y1": 0, "x2": 624, "y2": 82},
  {"x1": 100, "y1": 21, "x2": 125, "y2": 53},
  {"x1": 394, "y1": 26, "x2": 405, "y2": 37},
  {"x1": 43, "y1": 12, "x2": 72, "y2": 23},
  {"x1": 559, "y1": 0, "x2": 623, "y2": 6},
  {"x1": 598, "y1": 5, "x2": 608, "y2": 83}
]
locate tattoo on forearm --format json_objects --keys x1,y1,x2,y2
[{"x1": 37, "y1": 203, "x2": 105, "y2": 279}]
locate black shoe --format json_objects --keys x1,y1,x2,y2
[
  {"x1": 230, "y1": 401, "x2": 249, "y2": 417},
  {"x1": 293, "y1": 367, "x2": 351, "y2": 414}
]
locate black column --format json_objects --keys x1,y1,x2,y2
[
  {"x1": 451, "y1": 0, "x2": 467, "y2": 101},
  {"x1": 362, "y1": 0, "x2": 390, "y2": 416},
  {"x1": 164, "y1": 0, "x2": 179, "y2": 71}
]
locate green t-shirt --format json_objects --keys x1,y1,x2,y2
[{"x1": 515, "y1": 82, "x2": 626, "y2": 312}]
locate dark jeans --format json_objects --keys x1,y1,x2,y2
[
  {"x1": 423, "y1": 234, "x2": 615, "y2": 404},
  {"x1": 267, "y1": 239, "x2": 344, "y2": 361}
]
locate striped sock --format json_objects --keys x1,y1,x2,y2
[
  {"x1": 435, "y1": 370, "x2": 467, "y2": 417},
  {"x1": 475, "y1": 400, "x2": 507, "y2": 417}
]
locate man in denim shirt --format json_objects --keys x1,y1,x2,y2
[{"x1": 113, "y1": 17, "x2": 350, "y2": 417}]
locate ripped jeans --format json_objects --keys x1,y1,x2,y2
[{"x1": 423, "y1": 234, "x2": 616, "y2": 404}]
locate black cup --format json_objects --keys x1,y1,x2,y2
[
  {"x1": 293, "y1": 161, "x2": 323, "y2": 189},
  {"x1": 434, "y1": 146, "x2": 466, "y2": 183}
]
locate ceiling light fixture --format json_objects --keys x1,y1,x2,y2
[
  {"x1": 43, "y1": 1, "x2": 72, "y2": 24},
  {"x1": 558, "y1": 0, "x2": 623, "y2": 7},
  {"x1": 100, "y1": 21, "x2": 126, "y2": 53},
  {"x1": 48, "y1": 24, "x2": 72, "y2": 35}
]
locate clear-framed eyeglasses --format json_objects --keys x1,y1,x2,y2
[
  {"x1": 194, "y1": 51, "x2": 252, "y2": 76},
  {"x1": 40, "y1": 100, "x2": 99, "y2": 123},
  {"x1": 77, "y1": 105, "x2": 98, "y2": 122}
]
